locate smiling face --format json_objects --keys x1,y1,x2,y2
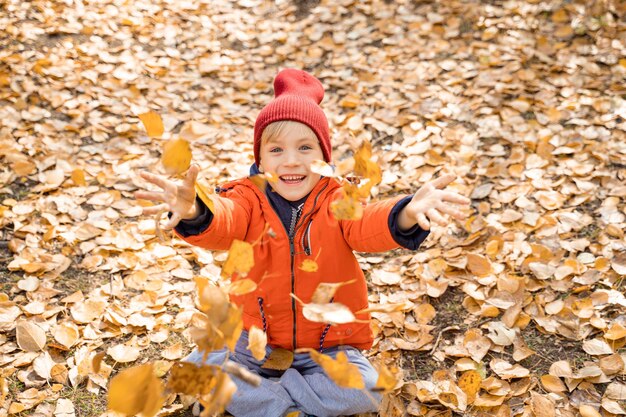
[{"x1": 258, "y1": 121, "x2": 324, "y2": 202}]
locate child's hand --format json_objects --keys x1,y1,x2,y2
[
  {"x1": 134, "y1": 165, "x2": 200, "y2": 230},
  {"x1": 398, "y1": 173, "x2": 471, "y2": 231}
]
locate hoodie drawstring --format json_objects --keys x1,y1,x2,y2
[{"x1": 257, "y1": 297, "x2": 267, "y2": 333}]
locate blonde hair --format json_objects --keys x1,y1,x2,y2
[{"x1": 261, "y1": 121, "x2": 317, "y2": 144}]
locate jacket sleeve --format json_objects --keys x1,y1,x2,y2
[
  {"x1": 337, "y1": 191, "x2": 429, "y2": 253},
  {"x1": 173, "y1": 187, "x2": 251, "y2": 250}
]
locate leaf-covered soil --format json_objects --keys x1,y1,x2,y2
[{"x1": 1, "y1": 0, "x2": 626, "y2": 416}]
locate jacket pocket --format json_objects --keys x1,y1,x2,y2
[{"x1": 301, "y1": 218, "x2": 313, "y2": 256}]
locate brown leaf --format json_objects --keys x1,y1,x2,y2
[
  {"x1": 16, "y1": 321, "x2": 46, "y2": 352},
  {"x1": 261, "y1": 348, "x2": 294, "y2": 371}
]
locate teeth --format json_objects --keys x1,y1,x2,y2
[{"x1": 282, "y1": 175, "x2": 304, "y2": 181}]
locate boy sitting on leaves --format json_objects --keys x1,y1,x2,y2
[{"x1": 135, "y1": 69, "x2": 470, "y2": 417}]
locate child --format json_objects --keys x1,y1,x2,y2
[{"x1": 135, "y1": 69, "x2": 470, "y2": 417}]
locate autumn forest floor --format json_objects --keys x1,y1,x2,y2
[{"x1": 1, "y1": 0, "x2": 626, "y2": 416}]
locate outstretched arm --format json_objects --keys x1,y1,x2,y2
[{"x1": 397, "y1": 173, "x2": 470, "y2": 231}]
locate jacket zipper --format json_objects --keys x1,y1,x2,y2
[
  {"x1": 301, "y1": 219, "x2": 313, "y2": 256},
  {"x1": 288, "y1": 204, "x2": 302, "y2": 351},
  {"x1": 289, "y1": 182, "x2": 329, "y2": 349}
]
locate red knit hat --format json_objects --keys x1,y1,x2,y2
[{"x1": 254, "y1": 69, "x2": 331, "y2": 165}]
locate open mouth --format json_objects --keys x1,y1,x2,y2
[{"x1": 280, "y1": 175, "x2": 306, "y2": 185}]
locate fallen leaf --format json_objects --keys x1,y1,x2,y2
[
  {"x1": 16, "y1": 321, "x2": 46, "y2": 352},
  {"x1": 247, "y1": 326, "x2": 267, "y2": 361}
]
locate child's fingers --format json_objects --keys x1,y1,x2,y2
[
  {"x1": 436, "y1": 204, "x2": 466, "y2": 220},
  {"x1": 142, "y1": 203, "x2": 169, "y2": 215},
  {"x1": 441, "y1": 191, "x2": 471, "y2": 205},
  {"x1": 163, "y1": 213, "x2": 181, "y2": 230},
  {"x1": 140, "y1": 171, "x2": 169, "y2": 189},
  {"x1": 417, "y1": 213, "x2": 430, "y2": 230},
  {"x1": 135, "y1": 190, "x2": 166, "y2": 202},
  {"x1": 427, "y1": 208, "x2": 447, "y2": 226},
  {"x1": 184, "y1": 165, "x2": 200, "y2": 186},
  {"x1": 429, "y1": 173, "x2": 457, "y2": 190}
]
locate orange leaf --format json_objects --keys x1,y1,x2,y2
[
  {"x1": 161, "y1": 138, "x2": 192, "y2": 175},
  {"x1": 138, "y1": 111, "x2": 164, "y2": 138}
]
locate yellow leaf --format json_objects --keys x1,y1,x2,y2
[
  {"x1": 262, "y1": 348, "x2": 294, "y2": 371},
  {"x1": 71, "y1": 169, "x2": 86, "y2": 186},
  {"x1": 299, "y1": 259, "x2": 319, "y2": 272},
  {"x1": 167, "y1": 362, "x2": 220, "y2": 396},
  {"x1": 221, "y1": 239, "x2": 255, "y2": 278},
  {"x1": 194, "y1": 182, "x2": 216, "y2": 217},
  {"x1": 374, "y1": 363, "x2": 398, "y2": 392},
  {"x1": 138, "y1": 111, "x2": 164, "y2": 138},
  {"x1": 311, "y1": 279, "x2": 355, "y2": 304},
  {"x1": 302, "y1": 349, "x2": 365, "y2": 389},
  {"x1": 108, "y1": 364, "x2": 164, "y2": 417},
  {"x1": 551, "y1": 9, "x2": 569, "y2": 23},
  {"x1": 330, "y1": 192, "x2": 363, "y2": 221},
  {"x1": 194, "y1": 277, "x2": 229, "y2": 319},
  {"x1": 579, "y1": 405, "x2": 602, "y2": 417},
  {"x1": 247, "y1": 326, "x2": 267, "y2": 361},
  {"x1": 605, "y1": 323, "x2": 626, "y2": 340},
  {"x1": 297, "y1": 296, "x2": 356, "y2": 324},
  {"x1": 161, "y1": 138, "x2": 192, "y2": 175},
  {"x1": 540, "y1": 375, "x2": 566, "y2": 393},
  {"x1": 228, "y1": 279, "x2": 257, "y2": 296},
  {"x1": 285, "y1": 412, "x2": 301, "y2": 417},
  {"x1": 92, "y1": 352, "x2": 105, "y2": 374},
  {"x1": 353, "y1": 140, "x2": 382, "y2": 189},
  {"x1": 458, "y1": 370, "x2": 481, "y2": 404},
  {"x1": 199, "y1": 371, "x2": 237, "y2": 416}
]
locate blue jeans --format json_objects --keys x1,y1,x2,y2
[{"x1": 185, "y1": 331, "x2": 381, "y2": 417}]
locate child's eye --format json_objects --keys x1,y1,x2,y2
[
  {"x1": 269, "y1": 147, "x2": 282, "y2": 153},
  {"x1": 300, "y1": 145, "x2": 312, "y2": 151}
]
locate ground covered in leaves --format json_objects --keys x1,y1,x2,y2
[{"x1": 1, "y1": 0, "x2": 626, "y2": 416}]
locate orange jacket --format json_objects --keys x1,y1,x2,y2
[{"x1": 176, "y1": 176, "x2": 408, "y2": 350}]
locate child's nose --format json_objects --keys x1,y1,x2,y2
[{"x1": 284, "y1": 150, "x2": 300, "y2": 165}]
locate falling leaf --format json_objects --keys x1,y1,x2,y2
[
  {"x1": 161, "y1": 138, "x2": 192, "y2": 175},
  {"x1": 330, "y1": 191, "x2": 363, "y2": 221},
  {"x1": 221, "y1": 239, "x2": 254, "y2": 278},
  {"x1": 300, "y1": 349, "x2": 364, "y2": 389},
  {"x1": 228, "y1": 278, "x2": 257, "y2": 295},
  {"x1": 310, "y1": 160, "x2": 336, "y2": 177},
  {"x1": 108, "y1": 364, "x2": 164, "y2": 417},
  {"x1": 374, "y1": 363, "x2": 398, "y2": 392},
  {"x1": 297, "y1": 297, "x2": 356, "y2": 325},
  {"x1": 261, "y1": 348, "x2": 294, "y2": 371},
  {"x1": 311, "y1": 279, "x2": 355, "y2": 304},
  {"x1": 16, "y1": 321, "x2": 46, "y2": 352},
  {"x1": 247, "y1": 326, "x2": 267, "y2": 361},
  {"x1": 138, "y1": 111, "x2": 164, "y2": 138}
]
